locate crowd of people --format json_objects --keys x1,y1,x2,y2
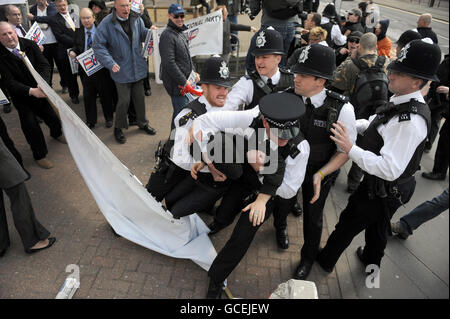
[{"x1": 0, "y1": 0, "x2": 448, "y2": 299}]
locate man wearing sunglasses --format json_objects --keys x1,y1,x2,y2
[
  {"x1": 331, "y1": 33, "x2": 390, "y2": 194},
  {"x1": 335, "y1": 30, "x2": 361, "y2": 67},
  {"x1": 160, "y1": 4, "x2": 197, "y2": 130},
  {"x1": 342, "y1": 8, "x2": 364, "y2": 36}
]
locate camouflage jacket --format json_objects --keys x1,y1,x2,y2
[{"x1": 331, "y1": 53, "x2": 389, "y2": 97}]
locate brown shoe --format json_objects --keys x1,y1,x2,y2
[
  {"x1": 36, "y1": 158, "x2": 53, "y2": 169},
  {"x1": 55, "y1": 135, "x2": 67, "y2": 144}
]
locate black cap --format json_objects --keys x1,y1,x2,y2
[
  {"x1": 396, "y1": 30, "x2": 422, "y2": 47},
  {"x1": 387, "y1": 39, "x2": 441, "y2": 81},
  {"x1": 252, "y1": 27, "x2": 285, "y2": 56},
  {"x1": 290, "y1": 44, "x2": 336, "y2": 80},
  {"x1": 88, "y1": 0, "x2": 106, "y2": 10},
  {"x1": 348, "y1": 31, "x2": 363, "y2": 40},
  {"x1": 197, "y1": 56, "x2": 233, "y2": 88},
  {"x1": 323, "y1": 3, "x2": 337, "y2": 19},
  {"x1": 259, "y1": 92, "x2": 306, "y2": 140}
]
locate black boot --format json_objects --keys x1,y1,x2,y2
[
  {"x1": 291, "y1": 201, "x2": 302, "y2": 217},
  {"x1": 293, "y1": 259, "x2": 313, "y2": 280},
  {"x1": 276, "y1": 228, "x2": 289, "y2": 249},
  {"x1": 206, "y1": 279, "x2": 224, "y2": 299}
]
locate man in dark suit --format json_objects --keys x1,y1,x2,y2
[
  {"x1": 69, "y1": 8, "x2": 113, "y2": 129},
  {"x1": 5, "y1": 4, "x2": 29, "y2": 37},
  {"x1": 28, "y1": 0, "x2": 61, "y2": 88},
  {"x1": 0, "y1": 22, "x2": 66, "y2": 169},
  {"x1": 47, "y1": 0, "x2": 80, "y2": 104}
]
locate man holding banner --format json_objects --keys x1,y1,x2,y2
[
  {"x1": 159, "y1": 3, "x2": 197, "y2": 130},
  {"x1": 69, "y1": 8, "x2": 113, "y2": 129},
  {"x1": 0, "y1": 22, "x2": 66, "y2": 169},
  {"x1": 93, "y1": 0, "x2": 156, "y2": 144}
]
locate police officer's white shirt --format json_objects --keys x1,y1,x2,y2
[
  {"x1": 225, "y1": 69, "x2": 281, "y2": 110},
  {"x1": 321, "y1": 17, "x2": 347, "y2": 46},
  {"x1": 302, "y1": 88, "x2": 357, "y2": 153},
  {"x1": 192, "y1": 106, "x2": 311, "y2": 199},
  {"x1": 171, "y1": 95, "x2": 230, "y2": 171},
  {"x1": 350, "y1": 90, "x2": 428, "y2": 181}
]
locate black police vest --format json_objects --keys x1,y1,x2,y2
[
  {"x1": 244, "y1": 69, "x2": 294, "y2": 110},
  {"x1": 299, "y1": 91, "x2": 347, "y2": 169},
  {"x1": 357, "y1": 100, "x2": 431, "y2": 184},
  {"x1": 321, "y1": 21, "x2": 335, "y2": 48},
  {"x1": 163, "y1": 98, "x2": 208, "y2": 156}
]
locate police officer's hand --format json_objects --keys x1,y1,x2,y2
[
  {"x1": 208, "y1": 164, "x2": 227, "y2": 182},
  {"x1": 242, "y1": 193, "x2": 271, "y2": 227},
  {"x1": 185, "y1": 125, "x2": 203, "y2": 146},
  {"x1": 191, "y1": 162, "x2": 205, "y2": 180},
  {"x1": 330, "y1": 121, "x2": 353, "y2": 154},
  {"x1": 310, "y1": 173, "x2": 322, "y2": 204}
]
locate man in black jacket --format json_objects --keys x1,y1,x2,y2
[
  {"x1": 69, "y1": 8, "x2": 113, "y2": 129},
  {"x1": 48, "y1": 0, "x2": 80, "y2": 104},
  {"x1": 0, "y1": 22, "x2": 66, "y2": 169},
  {"x1": 416, "y1": 13, "x2": 438, "y2": 44},
  {"x1": 159, "y1": 4, "x2": 197, "y2": 130}
]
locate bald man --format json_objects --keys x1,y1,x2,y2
[
  {"x1": 416, "y1": 13, "x2": 438, "y2": 44},
  {"x1": 69, "y1": 8, "x2": 113, "y2": 129}
]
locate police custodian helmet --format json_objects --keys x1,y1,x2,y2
[
  {"x1": 387, "y1": 39, "x2": 441, "y2": 81},
  {"x1": 197, "y1": 56, "x2": 233, "y2": 88},
  {"x1": 252, "y1": 27, "x2": 285, "y2": 56},
  {"x1": 291, "y1": 44, "x2": 336, "y2": 80},
  {"x1": 259, "y1": 92, "x2": 306, "y2": 140}
]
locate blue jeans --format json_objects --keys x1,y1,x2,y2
[
  {"x1": 400, "y1": 188, "x2": 449, "y2": 235},
  {"x1": 170, "y1": 95, "x2": 189, "y2": 130},
  {"x1": 245, "y1": 23, "x2": 295, "y2": 72},
  {"x1": 228, "y1": 15, "x2": 238, "y2": 49}
]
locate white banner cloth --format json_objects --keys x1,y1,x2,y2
[{"x1": 22, "y1": 55, "x2": 217, "y2": 271}]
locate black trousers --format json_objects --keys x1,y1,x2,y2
[
  {"x1": 347, "y1": 161, "x2": 364, "y2": 187},
  {"x1": 0, "y1": 183, "x2": 50, "y2": 251},
  {"x1": 208, "y1": 194, "x2": 296, "y2": 283},
  {"x1": 300, "y1": 166, "x2": 337, "y2": 261},
  {"x1": 145, "y1": 161, "x2": 189, "y2": 202},
  {"x1": 318, "y1": 178, "x2": 416, "y2": 269},
  {"x1": 165, "y1": 174, "x2": 230, "y2": 218},
  {"x1": 14, "y1": 99, "x2": 62, "y2": 160},
  {"x1": 57, "y1": 55, "x2": 79, "y2": 99},
  {"x1": 0, "y1": 116, "x2": 23, "y2": 167},
  {"x1": 432, "y1": 119, "x2": 449, "y2": 175},
  {"x1": 80, "y1": 69, "x2": 114, "y2": 125},
  {"x1": 42, "y1": 43, "x2": 59, "y2": 88}
]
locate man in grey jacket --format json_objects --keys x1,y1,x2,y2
[
  {"x1": 93, "y1": 0, "x2": 156, "y2": 144},
  {"x1": 159, "y1": 4, "x2": 197, "y2": 130}
]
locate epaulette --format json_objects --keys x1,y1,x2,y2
[
  {"x1": 326, "y1": 90, "x2": 349, "y2": 103},
  {"x1": 178, "y1": 111, "x2": 197, "y2": 127}
]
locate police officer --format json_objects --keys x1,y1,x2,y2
[
  {"x1": 316, "y1": 39, "x2": 440, "y2": 272},
  {"x1": 145, "y1": 56, "x2": 235, "y2": 202},
  {"x1": 189, "y1": 92, "x2": 309, "y2": 298},
  {"x1": 227, "y1": 27, "x2": 294, "y2": 111},
  {"x1": 290, "y1": 44, "x2": 357, "y2": 280},
  {"x1": 227, "y1": 27, "x2": 303, "y2": 218}
]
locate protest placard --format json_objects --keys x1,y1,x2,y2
[
  {"x1": 25, "y1": 22, "x2": 46, "y2": 45},
  {"x1": 0, "y1": 88, "x2": 9, "y2": 105},
  {"x1": 76, "y1": 48, "x2": 104, "y2": 76},
  {"x1": 141, "y1": 29, "x2": 154, "y2": 58},
  {"x1": 67, "y1": 48, "x2": 78, "y2": 74}
]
